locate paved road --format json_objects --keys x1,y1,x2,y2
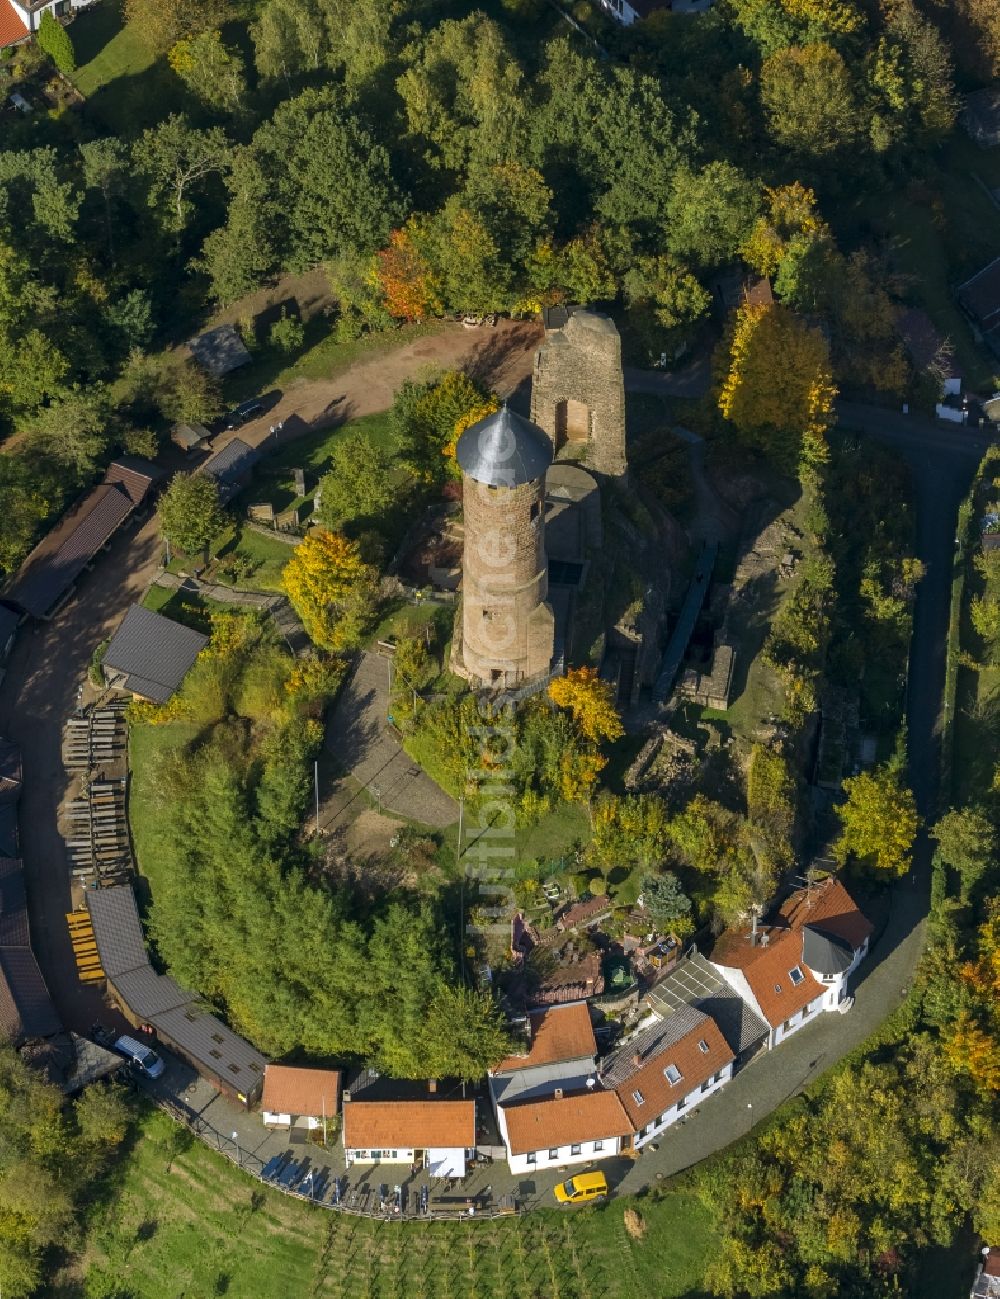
[
  {"x1": 0, "y1": 513, "x2": 164, "y2": 1032},
  {"x1": 322, "y1": 651, "x2": 458, "y2": 829}
]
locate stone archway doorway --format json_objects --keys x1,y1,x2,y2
[{"x1": 555, "y1": 398, "x2": 590, "y2": 448}]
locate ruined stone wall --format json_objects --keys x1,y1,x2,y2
[
  {"x1": 459, "y1": 475, "x2": 554, "y2": 686},
  {"x1": 530, "y1": 311, "x2": 628, "y2": 478}
]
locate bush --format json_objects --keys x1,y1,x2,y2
[
  {"x1": 269, "y1": 308, "x2": 305, "y2": 355},
  {"x1": 37, "y1": 9, "x2": 75, "y2": 73}
]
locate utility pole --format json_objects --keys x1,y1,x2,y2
[
  {"x1": 314, "y1": 759, "x2": 320, "y2": 836},
  {"x1": 457, "y1": 796, "x2": 465, "y2": 981}
]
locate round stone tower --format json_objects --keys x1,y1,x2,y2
[{"x1": 455, "y1": 407, "x2": 555, "y2": 688}]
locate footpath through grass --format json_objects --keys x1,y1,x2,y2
[{"x1": 76, "y1": 1107, "x2": 718, "y2": 1299}]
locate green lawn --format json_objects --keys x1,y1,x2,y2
[
  {"x1": 73, "y1": 1107, "x2": 718, "y2": 1299},
  {"x1": 222, "y1": 321, "x2": 440, "y2": 407},
  {"x1": 141, "y1": 585, "x2": 231, "y2": 628},
  {"x1": 70, "y1": 4, "x2": 185, "y2": 133}
]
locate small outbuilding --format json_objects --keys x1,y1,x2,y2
[
  {"x1": 957, "y1": 258, "x2": 1000, "y2": 355},
  {"x1": 102, "y1": 605, "x2": 208, "y2": 703},
  {"x1": 171, "y1": 422, "x2": 213, "y2": 454},
  {"x1": 261, "y1": 1064, "x2": 342, "y2": 1131},
  {"x1": 188, "y1": 324, "x2": 252, "y2": 377},
  {"x1": 199, "y1": 437, "x2": 260, "y2": 505}
]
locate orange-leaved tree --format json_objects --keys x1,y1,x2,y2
[
  {"x1": 281, "y1": 529, "x2": 378, "y2": 652},
  {"x1": 375, "y1": 221, "x2": 442, "y2": 322},
  {"x1": 548, "y1": 667, "x2": 624, "y2": 744}
]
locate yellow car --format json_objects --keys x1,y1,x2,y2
[{"x1": 554, "y1": 1171, "x2": 608, "y2": 1204}]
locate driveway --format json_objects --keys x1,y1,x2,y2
[{"x1": 321, "y1": 652, "x2": 458, "y2": 829}]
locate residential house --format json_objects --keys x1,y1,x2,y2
[
  {"x1": 0, "y1": 0, "x2": 95, "y2": 50},
  {"x1": 600, "y1": 1005, "x2": 734, "y2": 1151},
  {"x1": 341, "y1": 1099, "x2": 475, "y2": 1178},
  {"x1": 489, "y1": 1002, "x2": 634, "y2": 1173},
  {"x1": 102, "y1": 605, "x2": 208, "y2": 703},
  {"x1": 709, "y1": 877, "x2": 873, "y2": 1051},
  {"x1": 261, "y1": 1065, "x2": 341, "y2": 1132},
  {"x1": 897, "y1": 307, "x2": 962, "y2": 397},
  {"x1": 500, "y1": 1088, "x2": 632, "y2": 1175},
  {"x1": 87, "y1": 884, "x2": 266, "y2": 1105}
]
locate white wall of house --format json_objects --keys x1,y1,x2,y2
[
  {"x1": 937, "y1": 402, "x2": 968, "y2": 424},
  {"x1": 501, "y1": 1132, "x2": 624, "y2": 1175},
  {"x1": 771, "y1": 995, "x2": 825, "y2": 1047},
  {"x1": 345, "y1": 1145, "x2": 415, "y2": 1166},
  {"x1": 631, "y1": 1062, "x2": 733, "y2": 1150},
  {"x1": 262, "y1": 1110, "x2": 322, "y2": 1130},
  {"x1": 10, "y1": 0, "x2": 96, "y2": 34}
]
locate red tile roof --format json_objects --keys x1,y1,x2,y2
[
  {"x1": 493, "y1": 1002, "x2": 597, "y2": 1072},
  {"x1": 711, "y1": 878, "x2": 871, "y2": 1030},
  {"x1": 0, "y1": 1, "x2": 28, "y2": 49},
  {"x1": 502, "y1": 1089, "x2": 632, "y2": 1156},
  {"x1": 779, "y1": 877, "x2": 874, "y2": 950},
  {"x1": 261, "y1": 1065, "x2": 341, "y2": 1118},
  {"x1": 611, "y1": 1015, "x2": 734, "y2": 1131},
  {"x1": 342, "y1": 1101, "x2": 475, "y2": 1151}
]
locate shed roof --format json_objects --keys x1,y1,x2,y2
[
  {"x1": 200, "y1": 438, "x2": 260, "y2": 503},
  {"x1": 153, "y1": 1003, "x2": 266, "y2": 1093},
  {"x1": 7, "y1": 484, "x2": 134, "y2": 618},
  {"x1": 188, "y1": 324, "x2": 253, "y2": 377},
  {"x1": 0, "y1": 947, "x2": 61, "y2": 1043},
  {"x1": 501, "y1": 1089, "x2": 632, "y2": 1156},
  {"x1": 262, "y1": 1064, "x2": 342, "y2": 1117},
  {"x1": 456, "y1": 407, "x2": 552, "y2": 488},
  {"x1": 112, "y1": 966, "x2": 192, "y2": 1020},
  {"x1": 103, "y1": 605, "x2": 208, "y2": 703},
  {"x1": 103, "y1": 457, "x2": 162, "y2": 507},
  {"x1": 0, "y1": 858, "x2": 29, "y2": 947},
  {"x1": 494, "y1": 1002, "x2": 597, "y2": 1073},
  {"x1": 86, "y1": 884, "x2": 149, "y2": 979},
  {"x1": 342, "y1": 1100, "x2": 475, "y2": 1151}
]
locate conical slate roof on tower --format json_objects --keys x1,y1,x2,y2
[{"x1": 455, "y1": 406, "x2": 553, "y2": 488}]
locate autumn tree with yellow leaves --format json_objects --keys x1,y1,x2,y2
[
  {"x1": 548, "y1": 667, "x2": 624, "y2": 744},
  {"x1": 833, "y1": 761, "x2": 919, "y2": 877},
  {"x1": 717, "y1": 300, "x2": 836, "y2": 475},
  {"x1": 281, "y1": 529, "x2": 378, "y2": 652}
]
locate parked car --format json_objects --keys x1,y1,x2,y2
[
  {"x1": 224, "y1": 399, "x2": 265, "y2": 430},
  {"x1": 554, "y1": 1171, "x2": 608, "y2": 1204},
  {"x1": 113, "y1": 1033, "x2": 165, "y2": 1079}
]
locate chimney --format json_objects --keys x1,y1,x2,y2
[
  {"x1": 750, "y1": 909, "x2": 758, "y2": 947},
  {"x1": 428, "y1": 1078, "x2": 437, "y2": 1095},
  {"x1": 632, "y1": 1051, "x2": 642, "y2": 1068},
  {"x1": 760, "y1": 932, "x2": 770, "y2": 948},
  {"x1": 554, "y1": 1087, "x2": 564, "y2": 1101}
]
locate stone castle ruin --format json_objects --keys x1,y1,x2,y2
[
  {"x1": 530, "y1": 309, "x2": 628, "y2": 479},
  {"x1": 453, "y1": 309, "x2": 628, "y2": 690}
]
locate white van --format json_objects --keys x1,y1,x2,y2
[{"x1": 114, "y1": 1034, "x2": 165, "y2": 1079}]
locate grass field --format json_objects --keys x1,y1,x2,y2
[
  {"x1": 70, "y1": 3, "x2": 186, "y2": 133},
  {"x1": 74, "y1": 1108, "x2": 718, "y2": 1299}
]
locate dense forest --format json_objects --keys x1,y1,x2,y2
[{"x1": 0, "y1": 0, "x2": 987, "y2": 572}]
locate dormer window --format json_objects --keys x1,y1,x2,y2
[
  {"x1": 789, "y1": 966, "x2": 805, "y2": 986},
  {"x1": 774, "y1": 983, "x2": 782, "y2": 993},
  {"x1": 697, "y1": 1039, "x2": 709, "y2": 1054},
  {"x1": 632, "y1": 1089, "x2": 645, "y2": 1105},
  {"x1": 663, "y1": 1064, "x2": 682, "y2": 1086}
]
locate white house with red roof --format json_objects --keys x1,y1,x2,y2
[
  {"x1": 708, "y1": 877, "x2": 873, "y2": 1051},
  {"x1": 0, "y1": 0, "x2": 95, "y2": 51}
]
